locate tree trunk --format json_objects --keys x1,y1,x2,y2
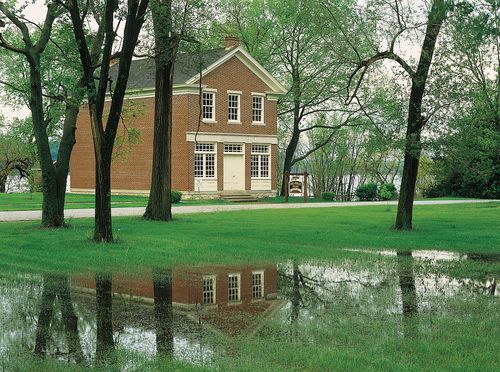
[
  {"x1": 280, "y1": 105, "x2": 301, "y2": 196},
  {"x1": 153, "y1": 268, "x2": 174, "y2": 356},
  {"x1": 144, "y1": 0, "x2": 175, "y2": 221},
  {"x1": 395, "y1": 0, "x2": 447, "y2": 230},
  {"x1": 95, "y1": 272, "x2": 114, "y2": 363},
  {"x1": 0, "y1": 175, "x2": 6, "y2": 193},
  {"x1": 94, "y1": 150, "x2": 113, "y2": 242}
]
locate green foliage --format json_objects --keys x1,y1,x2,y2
[
  {"x1": 355, "y1": 182, "x2": 378, "y2": 201},
  {"x1": 171, "y1": 190, "x2": 182, "y2": 204},
  {"x1": 321, "y1": 191, "x2": 335, "y2": 201},
  {"x1": 378, "y1": 183, "x2": 397, "y2": 201}
]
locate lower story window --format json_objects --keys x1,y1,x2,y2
[
  {"x1": 195, "y1": 143, "x2": 216, "y2": 178},
  {"x1": 251, "y1": 145, "x2": 270, "y2": 178},
  {"x1": 203, "y1": 275, "x2": 216, "y2": 305},
  {"x1": 228, "y1": 273, "x2": 240, "y2": 302}
]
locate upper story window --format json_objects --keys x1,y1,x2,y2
[
  {"x1": 227, "y1": 92, "x2": 241, "y2": 122},
  {"x1": 228, "y1": 273, "x2": 241, "y2": 302},
  {"x1": 203, "y1": 275, "x2": 216, "y2": 305},
  {"x1": 202, "y1": 92, "x2": 215, "y2": 121},
  {"x1": 252, "y1": 95, "x2": 264, "y2": 124},
  {"x1": 251, "y1": 144, "x2": 270, "y2": 178},
  {"x1": 252, "y1": 271, "x2": 264, "y2": 299},
  {"x1": 195, "y1": 143, "x2": 216, "y2": 178}
]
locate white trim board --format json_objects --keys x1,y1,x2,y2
[{"x1": 186, "y1": 132, "x2": 277, "y2": 145}]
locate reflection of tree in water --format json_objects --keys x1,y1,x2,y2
[
  {"x1": 153, "y1": 268, "x2": 173, "y2": 357},
  {"x1": 463, "y1": 253, "x2": 498, "y2": 296},
  {"x1": 34, "y1": 274, "x2": 84, "y2": 363},
  {"x1": 396, "y1": 251, "x2": 418, "y2": 338},
  {"x1": 95, "y1": 272, "x2": 114, "y2": 364}
]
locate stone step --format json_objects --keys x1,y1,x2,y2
[{"x1": 220, "y1": 193, "x2": 258, "y2": 202}]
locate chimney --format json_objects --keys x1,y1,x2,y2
[{"x1": 224, "y1": 36, "x2": 240, "y2": 50}]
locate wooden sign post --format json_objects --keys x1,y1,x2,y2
[{"x1": 284, "y1": 171, "x2": 308, "y2": 203}]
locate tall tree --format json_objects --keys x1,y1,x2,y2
[
  {"x1": 143, "y1": 0, "x2": 178, "y2": 221},
  {"x1": 325, "y1": 0, "x2": 451, "y2": 229},
  {"x1": 0, "y1": 2, "x2": 71, "y2": 226},
  {"x1": 62, "y1": 0, "x2": 149, "y2": 242}
]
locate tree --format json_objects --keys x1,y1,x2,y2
[
  {"x1": 0, "y1": 2, "x2": 72, "y2": 226},
  {"x1": 0, "y1": 117, "x2": 34, "y2": 192},
  {"x1": 325, "y1": 0, "x2": 451, "y2": 229},
  {"x1": 62, "y1": 0, "x2": 149, "y2": 242}
]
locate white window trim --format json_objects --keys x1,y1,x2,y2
[
  {"x1": 228, "y1": 273, "x2": 241, "y2": 302},
  {"x1": 227, "y1": 92, "x2": 241, "y2": 124},
  {"x1": 194, "y1": 143, "x2": 217, "y2": 180},
  {"x1": 202, "y1": 90, "x2": 217, "y2": 123},
  {"x1": 251, "y1": 93, "x2": 265, "y2": 125},
  {"x1": 251, "y1": 144, "x2": 271, "y2": 179},
  {"x1": 252, "y1": 270, "x2": 265, "y2": 300},
  {"x1": 202, "y1": 275, "x2": 217, "y2": 305}
]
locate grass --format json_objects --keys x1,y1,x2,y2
[
  {"x1": 0, "y1": 202, "x2": 498, "y2": 371},
  {"x1": 0, "y1": 202, "x2": 498, "y2": 275}
]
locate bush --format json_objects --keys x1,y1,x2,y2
[
  {"x1": 355, "y1": 183, "x2": 378, "y2": 201},
  {"x1": 321, "y1": 192, "x2": 335, "y2": 201},
  {"x1": 171, "y1": 190, "x2": 182, "y2": 204},
  {"x1": 378, "y1": 183, "x2": 397, "y2": 200}
]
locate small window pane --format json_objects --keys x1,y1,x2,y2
[
  {"x1": 228, "y1": 94, "x2": 239, "y2": 121},
  {"x1": 228, "y1": 274, "x2": 240, "y2": 302},
  {"x1": 194, "y1": 154, "x2": 203, "y2": 177},
  {"x1": 203, "y1": 276, "x2": 216, "y2": 305},
  {"x1": 202, "y1": 92, "x2": 214, "y2": 120},
  {"x1": 252, "y1": 272, "x2": 263, "y2": 299},
  {"x1": 252, "y1": 96, "x2": 263, "y2": 122},
  {"x1": 260, "y1": 155, "x2": 269, "y2": 178},
  {"x1": 251, "y1": 155, "x2": 259, "y2": 177},
  {"x1": 224, "y1": 144, "x2": 243, "y2": 153}
]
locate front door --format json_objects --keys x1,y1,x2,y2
[{"x1": 223, "y1": 154, "x2": 245, "y2": 190}]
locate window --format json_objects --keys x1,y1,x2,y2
[
  {"x1": 251, "y1": 144, "x2": 270, "y2": 178},
  {"x1": 228, "y1": 93, "x2": 240, "y2": 122},
  {"x1": 203, "y1": 275, "x2": 216, "y2": 305},
  {"x1": 252, "y1": 271, "x2": 264, "y2": 299},
  {"x1": 202, "y1": 92, "x2": 215, "y2": 121},
  {"x1": 194, "y1": 143, "x2": 216, "y2": 178},
  {"x1": 252, "y1": 95, "x2": 264, "y2": 123},
  {"x1": 224, "y1": 144, "x2": 243, "y2": 153},
  {"x1": 228, "y1": 273, "x2": 240, "y2": 302}
]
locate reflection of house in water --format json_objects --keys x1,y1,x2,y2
[{"x1": 73, "y1": 265, "x2": 281, "y2": 337}]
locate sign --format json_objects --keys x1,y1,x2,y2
[{"x1": 289, "y1": 176, "x2": 303, "y2": 194}]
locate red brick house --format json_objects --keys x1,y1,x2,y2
[{"x1": 70, "y1": 38, "x2": 287, "y2": 198}]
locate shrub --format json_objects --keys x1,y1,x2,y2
[
  {"x1": 379, "y1": 183, "x2": 397, "y2": 200},
  {"x1": 321, "y1": 192, "x2": 335, "y2": 201},
  {"x1": 171, "y1": 190, "x2": 182, "y2": 204},
  {"x1": 355, "y1": 183, "x2": 378, "y2": 201}
]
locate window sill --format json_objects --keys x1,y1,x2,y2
[
  {"x1": 195, "y1": 178, "x2": 218, "y2": 181},
  {"x1": 227, "y1": 301, "x2": 242, "y2": 306},
  {"x1": 251, "y1": 177, "x2": 271, "y2": 180},
  {"x1": 228, "y1": 121, "x2": 242, "y2": 125},
  {"x1": 252, "y1": 122, "x2": 266, "y2": 126},
  {"x1": 202, "y1": 119, "x2": 217, "y2": 124},
  {"x1": 251, "y1": 297, "x2": 265, "y2": 303}
]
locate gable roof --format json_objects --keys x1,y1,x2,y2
[{"x1": 112, "y1": 46, "x2": 287, "y2": 94}]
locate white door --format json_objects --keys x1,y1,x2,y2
[{"x1": 223, "y1": 154, "x2": 245, "y2": 190}]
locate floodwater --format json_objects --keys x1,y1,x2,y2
[{"x1": 0, "y1": 250, "x2": 498, "y2": 370}]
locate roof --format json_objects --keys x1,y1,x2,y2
[
  {"x1": 110, "y1": 46, "x2": 287, "y2": 94},
  {"x1": 112, "y1": 48, "x2": 232, "y2": 90}
]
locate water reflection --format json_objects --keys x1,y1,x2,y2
[{"x1": 0, "y1": 251, "x2": 497, "y2": 369}]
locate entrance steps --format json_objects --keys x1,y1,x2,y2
[{"x1": 220, "y1": 192, "x2": 258, "y2": 203}]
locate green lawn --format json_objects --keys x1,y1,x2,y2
[
  {"x1": 0, "y1": 202, "x2": 498, "y2": 371},
  {"x1": 0, "y1": 202, "x2": 498, "y2": 274}
]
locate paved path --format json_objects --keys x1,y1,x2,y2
[{"x1": 0, "y1": 199, "x2": 496, "y2": 222}]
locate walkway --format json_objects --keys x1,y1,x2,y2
[{"x1": 0, "y1": 199, "x2": 496, "y2": 222}]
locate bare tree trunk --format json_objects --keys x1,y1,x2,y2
[
  {"x1": 95, "y1": 272, "x2": 114, "y2": 363},
  {"x1": 395, "y1": 0, "x2": 447, "y2": 230},
  {"x1": 153, "y1": 268, "x2": 174, "y2": 356},
  {"x1": 144, "y1": 0, "x2": 176, "y2": 221}
]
